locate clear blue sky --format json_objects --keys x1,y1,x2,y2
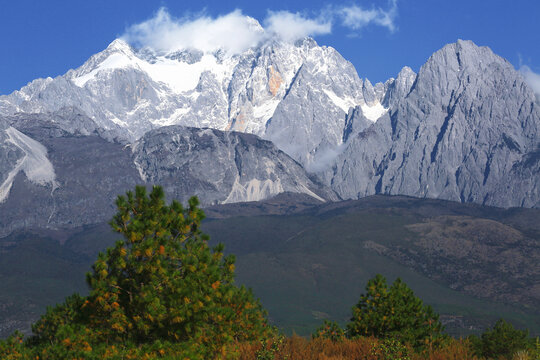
[{"x1": 1, "y1": 0, "x2": 539, "y2": 95}]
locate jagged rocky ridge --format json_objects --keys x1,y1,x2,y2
[
  {"x1": 0, "y1": 35, "x2": 539, "y2": 237},
  {"x1": 325, "y1": 40, "x2": 539, "y2": 208}
]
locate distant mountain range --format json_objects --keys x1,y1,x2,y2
[{"x1": 0, "y1": 31, "x2": 539, "y2": 235}]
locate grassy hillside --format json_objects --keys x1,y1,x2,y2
[
  {"x1": 0, "y1": 195, "x2": 538, "y2": 338},
  {"x1": 203, "y1": 207, "x2": 539, "y2": 336}
]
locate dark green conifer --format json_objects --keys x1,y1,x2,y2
[
  {"x1": 346, "y1": 274, "x2": 443, "y2": 348},
  {"x1": 28, "y1": 185, "x2": 271, "y2": 358}
]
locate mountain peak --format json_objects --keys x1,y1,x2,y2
[
  {"x1": 245, "y1": 16, "x2": 264, "y2": 34},
  {"x1": 455, "y1": 38, "x2": 477, "y2": 49},
  {"x1": 414, "y1": 39, "x2": 514, "y2": 98},
  {"x1": 293, "y1": 36, "x2": 318, "y2": 49},
  {"x1": 429, "y1": 39, "x2": 510, "y2": 70},
  {"x1": 397, "y1": 66, "x2": 415, "y2": 78},
  {"x1": 106, "y1": 38, "x2": 133, "y2": 53}
]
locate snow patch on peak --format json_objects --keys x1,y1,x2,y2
[
  {"x1": 360, "y1": 102, "x2": 388, "y2": 122},
  {"x1": 323, "y1": 89, "x2": 358, "y2": 113},
  {"x1": 72, "y1": 52, "x2": 135, "y2": 87},
  {"x1": 245, "y1": 16, "x2": 264, "y2": 32},
  {"x1": 106, "y1": 39, "x2": 133, "y2": 53},
  {"x1": 150, "y1": 108, "x2": 191, "y2": 126},
  {"x1": 72, "y1": 43, "x2": 238, "y2": 93}
]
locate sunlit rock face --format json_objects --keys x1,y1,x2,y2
[
  {"x1": 327, "y1": 40, "x2": 540, "y2": 208},
  {"x1": 132, "y1": 125, "x2": 337, "y2": 205}
]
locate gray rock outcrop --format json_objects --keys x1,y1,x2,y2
[
  {"x1": 133, "y1": 126, "x2": 336, "y2": 205},
  {"x1": 327, "y1": 40, "x2": 540, "y2": 208}
]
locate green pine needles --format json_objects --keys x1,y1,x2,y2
[
  {"x1": 347, "y1": 274, "x2": 444, "y2": 348},
  {"x1": 25, "y1": 185, "x2": 272, "y2": 359}
]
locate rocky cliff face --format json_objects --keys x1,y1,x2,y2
[
  {"x1": 327, "y1": 40, "x2": 540, "y2": 208},
  {"x1": 0, "y1": 113, "x2": 334, "y2": 236},
  {"x1": 132, "y1": 126, "x2": 336, "y2": 205},
  {"x1": 0, "y1": 114, "x2": 141, "y2": 236}
]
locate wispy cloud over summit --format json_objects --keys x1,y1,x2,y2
[
  {"x1": 121, "y1": 8, "x2": 263, "y2": 55},
  {"x1": 264, "y1": 11, "x2": 331, "y2": 43},
  {"x1": 121, "y1": 3, "x2": 399, "y2": 55},
  {"x1": 520, "y1": 65, "x2": 540, "y2": 96}
]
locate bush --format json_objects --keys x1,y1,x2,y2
[
  {"x1": 312, "y1": 320, "x2": 346, "y2": 342},
  {"x1": 468, "y1": 319, "x2": 531, "y2": 359},
  {"x1": 0, "y1": 331, "x2": 33, "y2": 360},
  {"x1": 372, "y1": 338, "x2": 411, "y2": 360},
  {"x1": 346, "y1": 274, "x2": 444, "y2": 349}
]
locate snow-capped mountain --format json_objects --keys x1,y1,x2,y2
[
  {"x1": 0, "y1": 31, "x2": 539, "y2": 238},
  {"x1": 0, "y1": 36, "x2": 387, "y2": 168}
]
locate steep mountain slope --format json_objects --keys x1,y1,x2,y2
[
  {"x1": 132, "y1": 125, "x2": 336, "y2": 204},
  {"x1": 0, "y1": 113, "x2": 141, "y2": 237},
  {"x1": 0, "y1": 113, "x2": 332, "y2": 236},
  {"x1": 327, "y1": 40, "x2": 540, "y2": 208}
]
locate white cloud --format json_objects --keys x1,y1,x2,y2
[
  {"x1": 121, "y1": 8, "x2": 264, "y2": 55},
  {"x1": 264, "y1": 11, "x2": 331, "y2": 42},
  {"x1": 121, "y1": 5, "x2": 398, "y2": 55},
  {"x1": 338, "y1": 0, "x2": 398, "y2": 33},
  {"x1": 307, "y1": 144, "x2": 346, "y2": 172},
  {"x1": 520, "y1": 65, "x2": 540, "y2": 96}
]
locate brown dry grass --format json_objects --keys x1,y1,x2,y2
[{"x1": 233, "y1": 336, "x2": 479, "y2": 360}]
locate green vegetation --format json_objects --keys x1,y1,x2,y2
[
  {"x1": 468, "y1": 319, "x2": 536, "y2": 359},
  {"x1": 312, "y1": 273, "x2": 444, "y2": 350},
  {"x1": 204, "y1": 211, "x2": 539, "y2": 336},
  {"x1": 312, "y1": 320, "x2": 345, "y2": 341},
  {"x1": 2, "y1": 196, "x2": 539, "y2": 338},
  {"x1": 346, "y1": 274, "x2": 443, "y2": 348},
  {"x1": 299, "y1": 275, "x2": 536, "y2": 359},
  {"x1": 1, "y1": 252, "x2": 537, "y2": 359},
  {"x1": 0, "y1": 186, "x2": 271, "y2": 359},
  {"x1": 0, "y1": 189, "x2": 539, "y2": 359}
]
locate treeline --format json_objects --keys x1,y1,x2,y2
[{"x1": 0, "y1": 186, "x2": 538, "y2": 359}]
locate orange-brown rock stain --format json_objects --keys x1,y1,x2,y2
[
  {"x1": 268, "y1": 66, "x2": 283, "y2": 97},
  {"x1": 228, "y1": 111, "x2": 247, "y2": 132}
]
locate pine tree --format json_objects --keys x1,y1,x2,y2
[
  {"x1": 312, "y1": 320, "x2": 345, "y2": 341},
  {"x1": 346, "y1": 274, "x2": 443, "y2": 348},
  {"x1": 30, "y1": 185, "x2": 271, "y2": 357},
  {"x1": 470, "y1": 319, "x2": 531, "y2": 359}
]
